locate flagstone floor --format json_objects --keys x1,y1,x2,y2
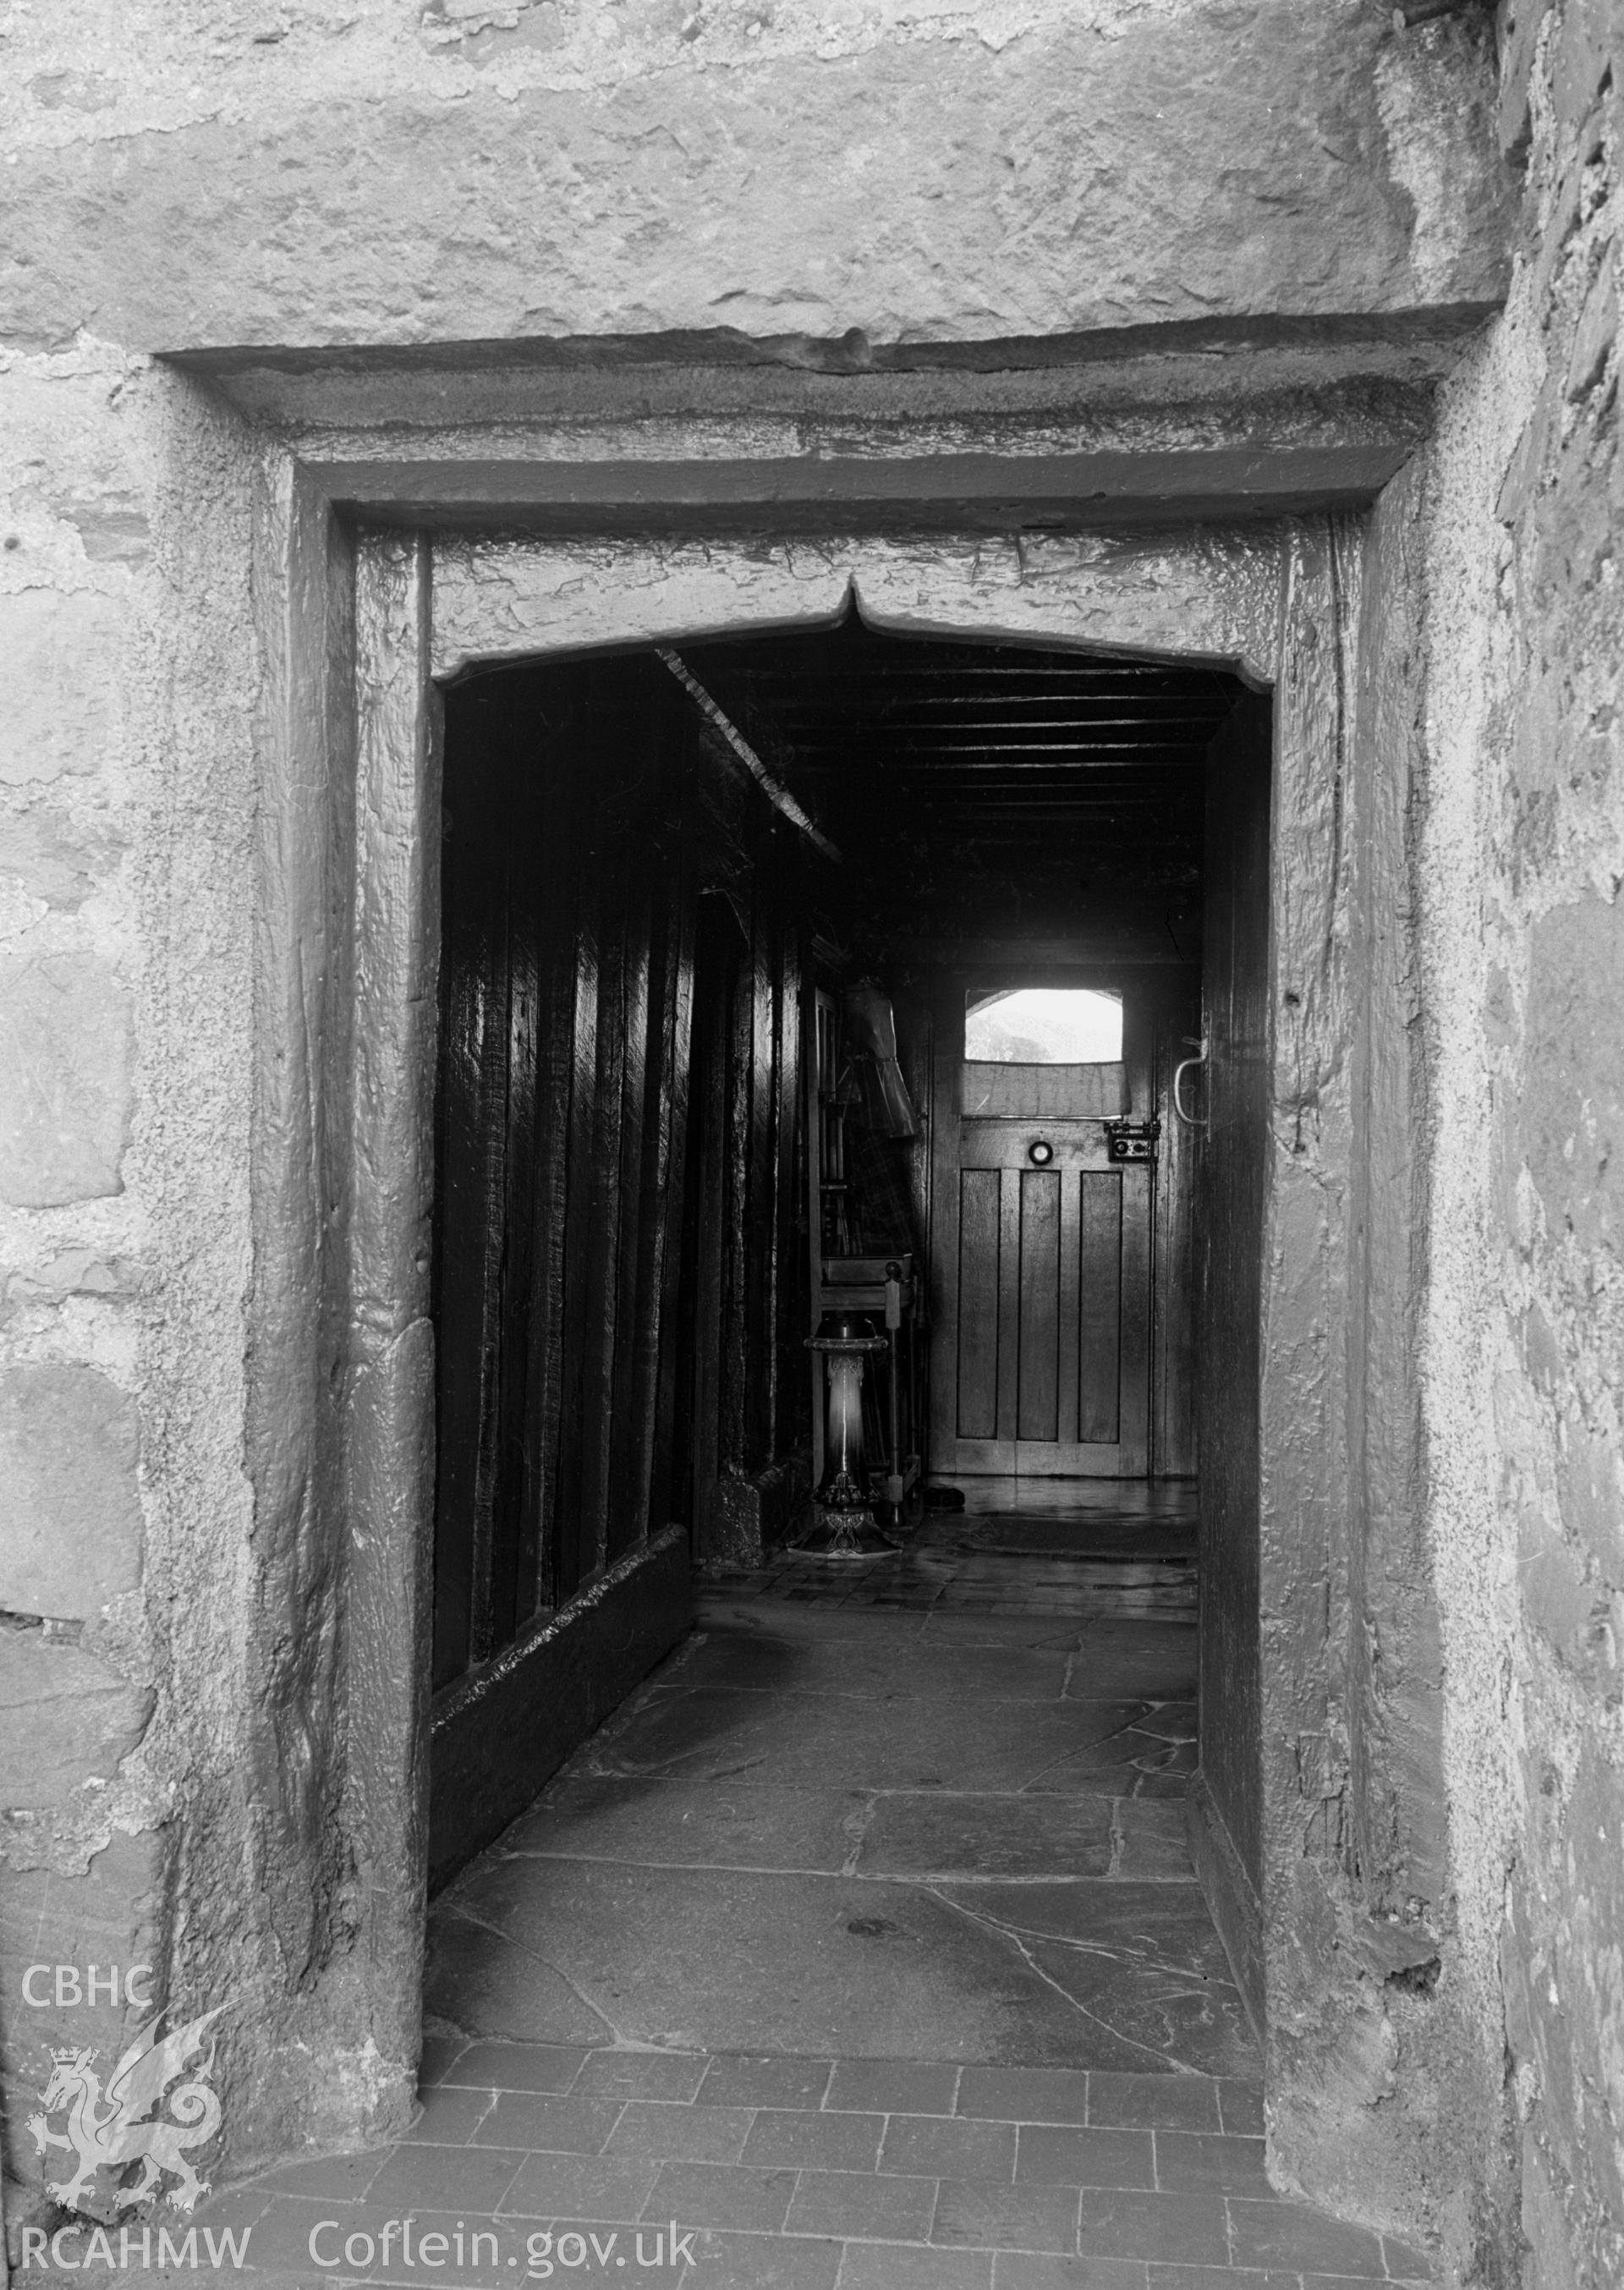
[{"x1": 174, "y1": 1484, "x2": 1431, "y2": 2288}]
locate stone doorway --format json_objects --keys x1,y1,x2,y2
[{"x1": 169, "y1": 489, "x2": 1438, "y2": 2238}]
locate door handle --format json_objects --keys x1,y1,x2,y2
[{"x1": 1172, "y1": 1036, "x2": 1208, "y2": 1129}]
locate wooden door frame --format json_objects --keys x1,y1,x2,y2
[{"x1": 228, "y1": 464, "x2": 1435, "y2": 2228}]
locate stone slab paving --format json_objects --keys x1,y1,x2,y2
[
  {"x1": 95, "y1": 1502, "x2": 1434, "y2": 2287},
  {"x1": 707, "y1": 1491, "x2": 1199, "y2": 1623},
  {"x1": 726, "y1": 1543, "x2": 1198, "y2": 1621}
]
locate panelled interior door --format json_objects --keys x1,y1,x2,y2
[{"x1": 929, "y1": 975, "x2": 1153, "y2": 1476}]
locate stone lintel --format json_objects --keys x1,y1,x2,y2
[
  {"x1": 307, "y1": 448, "x2": 1412, "y2": 535},
  {"x1": 169, "y1": 305, "x2": 1497, "y2": 396},
  {"x1": 169, "y1": 316, "x2": 1497, "y2": 530}
]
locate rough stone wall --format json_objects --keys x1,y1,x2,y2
[
  {"x1": 0, "y1": 354, "x2": 419, "y2": 2228},
  {"x1": 1407, "y1": 3, "x2": 1624, "y2": 2283},
  {"x1": 0, "y1": 354, "x2": 253, "y2": 2200},
  {"x1": 0, "y1": 0, "x2": 1552, "y2": 2259},
  {"x1": 1255, "y1": 19, "x2": 1624, "y2": 2275},
  {"x1": 0, "y1": 0, "x2": 1507, "y2": 354}
]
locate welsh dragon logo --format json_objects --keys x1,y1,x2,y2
[{"x1": 27, "y1": 2009, "x2": 224, "y2": 2214}]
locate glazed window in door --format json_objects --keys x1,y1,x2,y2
[
  {"x1": 964, "y1": 986, "x2": 1123, "y2": 1065},
  {"x1": 930, "y1": 980, "x2": 1151, "y2": 1477}
]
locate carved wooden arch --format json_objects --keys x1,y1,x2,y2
[{"x1": 427, "y1": 531, "x2": 1287, "y2": 686}]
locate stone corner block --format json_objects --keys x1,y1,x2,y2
[
  {"x1": 0, "y1": 949, "x2": 133, "y2": 1207},
  {"x1": 0, "y1": 1632, "x2": 154, "y2": 1812},
  {"x1": 0, "y1": 1365, "x2": 142, "y2": 1620}
]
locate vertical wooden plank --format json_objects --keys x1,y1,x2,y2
[
  {"x1": 689, "y1": 903, "x2": 736, "y2": 1541},
  {"x1": 928, "y1": 973, "x2": 966, "y2": 1459},
  {"x1": 1078, "y1": 1171, "x2": 1122, "y2": 1445},
  {"x1": 717, "y1": 928, "x2": 754, "y2": 1483},
  {"x1": 431, "y1": 739, "x2": 509, "y2": 1686},
  {"x1": 645, "y1": 799, "x2": 699, "y2": 1538},
  {"x1": 1017, "y1": 1170, "x2": 1062, "y2": 1443},
  {"x1": 463, "y1": 898, "x2": 508, "y2": 1667},
  {"x1": 553, "y1": 817, "x2": 601, "y2": 1603},
  {"x1": 1056, "y1": 1167, "x2": 1082, "y2": 1448},
  {"x1": 489, "y1": 747, "x2": 545, "y2": 1654},
  {"x1": 807, "y1": 977, "x2": 829, "y2": 1486},
  {"x1": 605, "y1": 726, "x2": 658, "y2": 1563},
  {"x1": 1152, "y1": 978, "x2": 1201, "y2": 1476},
  {"x1": 518, "y1": 737, "x2": 581, "y2": 1618},
  {"x1": 1117, "y1": 978, "x2": 1156, "y2": 1476},
  {"x1": 743, "y1": 852, "x2": 777, "y2": 1469},
  {"x1": 910, "y1": 990, "x2": 935, "y2": 1481},
  {"x1": 955, "y1": 1167, "x2": 1001, "y2": 1439},
  {"x1": 996, "y1": 1166, "x2": 1022, "y2": 1447},
  {"x1": 1118, "y1": 1166, "x2": 1153, "y2": 1470},
  {"x1": 577, "y1": 753, "x2": 632, "y2": 1584},
  {"x1": 772, "y1": 914, "x2": 804, "y2": 1459}
]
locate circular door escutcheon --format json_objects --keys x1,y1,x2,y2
[{"x1": 1028, "y1": 1139, "x2": 1055, "y2": 1166}]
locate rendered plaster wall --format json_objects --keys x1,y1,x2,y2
[
  {"x1": 0, "y1": 0, "x2": 1508, "y2": 357},
  {"x1": 1405, "y1": 4, "x2": 1624, "y2": 2284}
]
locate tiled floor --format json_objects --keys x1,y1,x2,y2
[{"x1": 181, "y1": 1485, "x2": 1431, "y2": 2287}]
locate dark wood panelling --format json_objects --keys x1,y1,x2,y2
[
  {"x1": 574, "y1": 786, "x2": 628, "y2": 1592},
  {"x1": 1118, "y1": 1164, "x2": 1154, "y2": 1471},
  {"x1": 1078, "y1": 1172, "x2": 1124, "y2": 1445},
  {"x1": 682, "y1": 618, "x2": 1218, "y2": 951},
  {"x1": 1151, "y1": 975, "x2": 1202, "y2": 1477},
  {"x1": 1017, "y1": 1171, "x2": 1062, "y2": 1442},
  {"x1": 431, "y1": 736, "x2": 511, "y2": 1690},
  {"x1": 957, "y1": 1169, "x2": 1001, "y2": 1438},
  {"x1": 610, "y1": 828, "x2": 686, "y2": 1565},
  {"x1": 645, "y1": 850, "x2": 699, "y2": 1543},
  {"x1": 554, "y1": 814, "x2": 602, "y2": 1606},
  {"x1": 518, "y1": 751, "x2": 583, "y2": 1618},
  {"x1": 718, "y1": 919, "x2": 754, "y2": 1485},
  {"x1": 996, "y1": 1165, "x2": 1023, "y2": 1445},
  {"x1": 743, "y1": 899, "x2": 777, "y2": 1470},
  {"x1": 432, "y1": 654, "x2": 816, "y2": 1881},
  {"x1": 489, "y1": 752, "x2": 545, "y2": 1652},
  {"x1": 772, "y1": 922, "x2": 807, "y2": 1464},
  {"x1": 429, "y1": 1528, "x2": 693, "y2": 1895},
  {"x1": 432, "y1": 663, "x2": 697, "y2": 1877}
]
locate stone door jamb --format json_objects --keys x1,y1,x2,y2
[{"x1": 256, "y1": 501, "x2": 1402, "y2": 2175}]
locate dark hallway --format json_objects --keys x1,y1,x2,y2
[{"x1": 425, "y1": 613, "x2": 1236, "y2": 1881}]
